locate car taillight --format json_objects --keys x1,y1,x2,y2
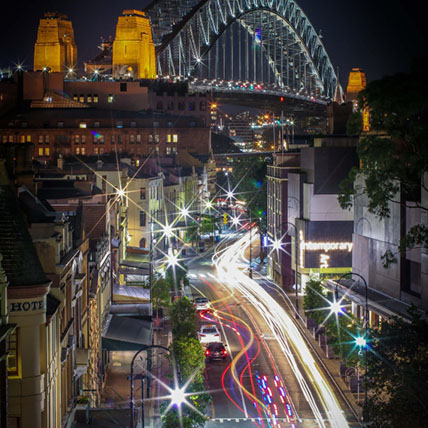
[
  {"x1": 215, "y1": 333, "x2": 219, "y2": 336},
  {"x1": 205, "y1": 349, "x2": 210, "y2": 356},
  {"x1": 200, "y1": 334, "x2": 206, "y2": 337},
  {"x1": 222, "y1": 350, "x2": 227, "y2": 355}
]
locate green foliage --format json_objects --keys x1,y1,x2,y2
[
  {"x1": 230, "y1": 156, "x2": 267, "y2": 219},
  {"x1": 365, "y1": 307, "x2": 428, "y2": 427},
  {"x1": 166, "y1": 262, "x2": 190, "y2": 288},
  {"x1": 151, "y1": 276, "x2": 171, "y2": 312},
  {"x1": 303, "y1": 279, "x2": 326, "y2": 326},
  {"x1": 199, "y1": 214, "x2": 220, "y2": 235},
  {"x1": 185, "y1": 222, "x2": 200, "y2": 245},
  {"x1": 346, "y1": 111, "x2": 363, "y2": 136},
  {"x1": 170, "y1": 297, "x2": 197, "y2": 339},
  {"x1": 172, "y1": 337, "x2": 205, "y2": 384},
  {"x1": 338, "y1": 60, "x2": 428, "y2": 265}
]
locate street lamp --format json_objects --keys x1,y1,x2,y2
[
  {"x1": 336, "y1": 272, "x2": 369, "y2": 422},
  {"x1": 130, "y1": 345, "x2": 171, "y2": 428}
]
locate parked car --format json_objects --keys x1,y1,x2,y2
[
  {"x1": 204, "y1": 342, "x2": 228, "y2": 361},
  {"x1": 197, "y1": 324, "x2": 221, "y2": 344},
  {"x1": 194, "y1": 296, "x2": 210, "y2": 311}
]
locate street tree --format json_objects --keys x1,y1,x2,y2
[
  {"x1": 172, "y1": 336, "x2": 205, "y2": 384},
  {"x1": 339, "y1": 59, "x2": 428, "y2": 265},
  {"x1": 151, "y1": 276, "x2": 171, "y2": 317},
  {"x1": 365, "y1": 307, "x2": 428, "y2": 427},
  {"x1": 170, "y1": 297, "x2": 197, "y2": 339},
  {"x1": 303, "y1": 278, "x2": 327, "y2": 326}
]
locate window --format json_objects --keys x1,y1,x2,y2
[
  {"x1": 21, "y1": 122, "x2": 28, "y2": 128},
  {"x1": 7, "y1": 329, "x2": 19, "y2": 377},
  {"x1": 136, "y1": 134, "x2": 141, "y2": 144},
  {"x1": 99, "y1": 147, "x2": 104, "y2": 154},
  {"x1": 131, "y1": 121, "x2": 136, "y2": 128},
  {"x1": 108, "y1": 94, "x2": 114, "y2": 103},
  {"x1": 99, "y1": 134, "x2": 104, "y2": 144},
  {"x1": 1, "y1": 136, "x2": 6, "y2": 143},
  {"x1": 20, "y1": 135, "x2": 25, "y2": 143},
  {"x1": 79, "y1": 94, "x2": 84, "y2": 103},
  {"x1": 76, "y1": 147, "x2": 80, "y2": 155},
  {"x1": 38, "y1": 135, "x2": 44, "y2": 143},
  {"x1": 167, "y1": 121, "x2": 173, "y2": 128},
  {"x1": 94, "y1": 147, "x2": 99, "y2": 154},
  {"x1": 156, "y1": 101, "x2": 163, "y2": 110},
  {"x1": 94, "y1": 121, "x2": 100, "y2": 128},
  {"x1": 130, "y1": 135, "x2": 135, "y2": 144},
  {"x1": 172, "y1": 146, "x2": 177, "y2": 154},
  {"x1": 190, "y1": 121, "x2": 196, "y2": 127},
  {"x1": 140, "y1": 211, "x2": 146, "y2": 227},
  {"x1": 116, "y1": 121, "x2": 123, "y2": 129},
  {"x1": 148, "y1": 134, "x2": 153, "y2": 143},
  {"x1": 44, "y1": 147, "x2": 50, "y2": 156},
  {"x1": 188, "y1": 102, "x2": 195, "y2": 111},
  {"x1": 81, "y1": 135, "x2": 86, "y2": 143},
  {"x1": 93, "y1": 94, "x2": 99, "y2": 103},
  {"x1": 26, "y1": 135, "x2": 31, "y2": 142},
  {"x1": 139, "y1": 238, "x2": 146, "y2": 248},
  {"x1": 200, "y1": 101, "x2": 207, "y2": 111},
  {"x1": 57, "y1": 122, "x2": 64, "y2": 128},
  {"x1": 45, "y1": 135, "x2": 50, "y2": 143},
  {"x1": 111, "y1": 135, "x2": 116, "y2": 143},
  {"x1": 166, "y1": 146, "x2": 171, "y2": 155},
  {"x1": 140, "y1": 188, "x2": 146, "y2": 200},
  {"x1": 74, "y1": 135, "x2": 80, "y2": 144},
  {"x1": 118, "y1": 135, "x2": 122, "y2": 145},
  {"x1": 153, "y1": 121, "x2": 159, "y2": 128},
  {"x1": 178, "y1": 102, "x2": 185, "y2": 111},
  {"x1": 173, "y1": 134, "x2": 178, "y2": 143},
  {"x1": 81, "y1": 147, "x2": 86, "y2": 155},
  {"x1": 38, "y1": 147, "x2": 44, "y2": 156},
  {"x1": 120, "y1": 82, "x2": 127, "y2": 92},
  {"x1": 167, "y1": 134, "x2": 172, "y2": 143},
  {"x1": 79, "y1": 122, "x2": 87, "y2": 129},
  {"x1": 87, "y1": 94, "x2": 92, "y2": 103},
  {"x1": 154, "y1": 134, "x2": 160, "y2": 143},
  {"x1": 8, "y1": 135, "x2": 13, "y2": 142},
  {"x1": 73, "y1": 94, "x2": 78, "y2": 101},
  {"x1": 167, "y1": 102, "x2": 174, "y2": 110}
]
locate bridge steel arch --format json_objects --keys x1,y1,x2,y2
[{"x1": 146, "y1": 0, "x2": 338, "y2": 99}]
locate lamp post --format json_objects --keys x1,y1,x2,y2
[
  {"x1": 130, "y1": 345, "x2": 170, "y2": 428},
  {"x1": 278, "y1": 221, "x2": 299, "y2": 316},
  {"x1": 249, "y1": 215, "x2": 253, "y2": 279},
  {"x1": 336, "y1": 272, "x2": 369, "y2": 422}
]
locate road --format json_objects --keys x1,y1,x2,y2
[{"x1": 187, "y1": 232, "x2": 359, "y2": 428}]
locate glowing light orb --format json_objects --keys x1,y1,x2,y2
[
  {"x1": 355, "y1": 336, "x2": 367, "y2": 347},
  {"x1": 163, "y1": 224, "x2": 173, "y2": 238},
  {"x1": 272, "y1": 238, "x2": 282, "y2": 251},
  {"x1": 117, "y1": 188, "x2": 125, "y2": 198},
  {"x1": 180, "y1": 207, "x2": 189, "y2": 217},
  {"x1": 330, "y1": 301, "x2": 343, "y2": 315},
  {"x1": 169, "y1": 386, "x2": 186, "y2": 407}
]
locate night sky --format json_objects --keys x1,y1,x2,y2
[{"x1": 1, "y1": 0, "x2": 427, "y2": 86}]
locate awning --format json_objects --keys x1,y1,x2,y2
[
  {"x1": 113, "y1": 285, "x2": 150, "y2": 303},
  {"x1": 102, "y1": 315, "x2": 152, "y2": 351}
]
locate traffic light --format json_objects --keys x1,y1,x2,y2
[{"x1": 223, "y1": 213, "x2": 228, "y2": 224}]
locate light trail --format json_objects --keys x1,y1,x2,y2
[{"x1": 213, "y1": 233, "x2": 350, "y2": 428}]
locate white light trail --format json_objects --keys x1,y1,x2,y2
[{"x1": 213, "y1": 233, "x2": 349, "y2": 428}]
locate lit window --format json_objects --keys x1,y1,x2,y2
[
  {"x1": 93, "y1": 94, "x2": 99, "y2": 103},
  {"x1": 44, "y1": 147, "x2": 50, "y2": 156},
  {"x1": 76, "y1": 147, "x2": 80, "y2": 155},
  {"x1": 167, "y1": 134, "x2": 172, "y2": 143},
  {"x1": 73, "y1": 94, "x2": 78, "y2": 101},
  {"x1": 38, "y1": 135, "x2": 44, "y2": 143},
  {"x1": 140, "y1": 188, "x2": 146, "y2": 200},
  {"x1": 74, "y1": 135, "x2": 80, "y2": 143},
  {"x1": 7, "y1": 329, "x2": 19, "y2": 377},
  {"x1": 154, "y1": 134, "x2": 160, "y2": 143},
  {"x1": 99, "y1": 134, "x2": 104, "y2": 144},
  {"x1": 108, "y1": 94, "x2": 114, "y2": 103},
  {"x1": 136, "y1": 134, "x2": 141, "y2": 143},
  {"x1": 38, "y1": 147, "x2": 44, "y2": 156},
  {"x1": 81, "y1": 135, "x2": 86, "y2": 144},
  {"x1": 81, "y1": 147, "x2": 86, "y2": 155},
  {"x1": 173, "y1": 134, "x2": 178, "y2": 143},
  {"x1": 148, "y1": 134, "x2": 153, "y2": 143},
  {"x1": 99, "y1": 147, "x2": 104, "y2": 154},
  {"x1": 45, "y1": 135, "x2": 49, "y2": 143},
  {"x1": 172, "y1": 147, "x2": 177, "y2": 154},
  {"x1": 94, "y1": 147, "x2": 99, "y2": 154},
  {"x1": 79, "y1": 122, "x2": 87, "y2": 129},
  {"x1": 79, "y1": 94, "x2": 84, "y2": 103},
  {"x1": 87, "y1": 94, "x2": 92, "y2": 103},
  {"x1": 8, "y1": 135, "x2": 13, "y2": 142},
  {"x1": 26, "y1": 135, "x2": 31, "y2": 142},
  {"x1": 20, "y1": 135, "x2": 25, "y2": 143},
  {"x1": 130, "y1": 135, "x2": 135, "y2": 144},
  {"x1": 166, "y1": 146, "x2": 171, "y2": 155}
]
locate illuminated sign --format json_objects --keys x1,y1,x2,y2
[{"x1": 299, "y1": 227, "x2": 353, "y2": 270}]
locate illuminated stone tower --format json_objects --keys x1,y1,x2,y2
[
  {"x1": 34, "y1": 12, "x2": 77, "y2": 72},
  {"x1": 346, "y1": 68, "x2": 367, "y2": 101},
  {"x1": 112, "y1": 9, "x2": 156, "y2": 79}
]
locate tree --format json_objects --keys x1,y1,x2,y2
[
  {"x1": 151, "y1": 276, "x2": 171, "y2": 317},
  {"x1": 303, "y1": 278, "x2": 327, "y2": 326},
  {"x1": 339, "y1": 59, "x2": 428, "y2": 265},
  {"x1": 346, "y1": 111, "x2": 363, "y2": 136},
  {"x1": 199, "y1": 214, "x2": 220, "y2": 236},
  {"x1": 172, "y1": 336, "x2": 205, "y2": 384},
  {"x1": 365, "y1": 307, "x2": 428, "y2": 427},
  {"x1": 170, "y1": 297, "x2": 197, "y2": 339}
]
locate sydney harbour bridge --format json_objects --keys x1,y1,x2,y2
[{"x1": 144, "y1": 0, "x2": 339, "y2": 113}]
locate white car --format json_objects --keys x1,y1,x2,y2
[
  {"x1": 194, "y1": 297, "x2": 210, "y2": 311},
  {"x1": 197, "y1": 324, "x2": 221, "y2": 344}
]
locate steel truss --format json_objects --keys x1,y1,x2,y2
[{"x1": 146, "y1": 0, "x2": 337, "y2": 99}]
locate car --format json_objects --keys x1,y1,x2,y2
[
  {"x1": 197, "y1": 324, "x2": 221, "y2": 344},
  {"x1": 205, "y1": 342, "x2": 228, "y2": 361},
  {"x1": 194, "y1": 297, "x2": 210, "y2": 311}
]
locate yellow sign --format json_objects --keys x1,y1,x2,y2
[{"x1": 223, "y1": 213, "x2": 228, "y2": 224}]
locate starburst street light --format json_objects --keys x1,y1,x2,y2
[
  {"x1": 162, "y1": 224, "x2": 173, "y2": 238},
  {"x1": 117, "y1": 188, "x2": 125, "y2": 198},
  {"x1": 355, "y1": 336, "x2": 367, "y2": 348},
  {"x1": 169, "y1": 385, "x2": 186, "y2": 407},
  {"x1": 330, "y1": 300, "x2": 343, "y2": 315},
  {"x1": 272, "y1": 237, "x2": 282, "y2": 251},
  {"x1": 180, "y1": 207, "x2": 189, "y2": 218},
  {"x1": 227, "y1": 190, "x2": 234, "y2": 200}
]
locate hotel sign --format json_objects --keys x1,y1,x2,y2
[{"x1": 10, "y1": 300, "x2": 44, "y2": 312}]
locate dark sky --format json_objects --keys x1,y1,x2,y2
[{"x1": 1, "y1": 0, "x2": 427, "y2": 86}]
